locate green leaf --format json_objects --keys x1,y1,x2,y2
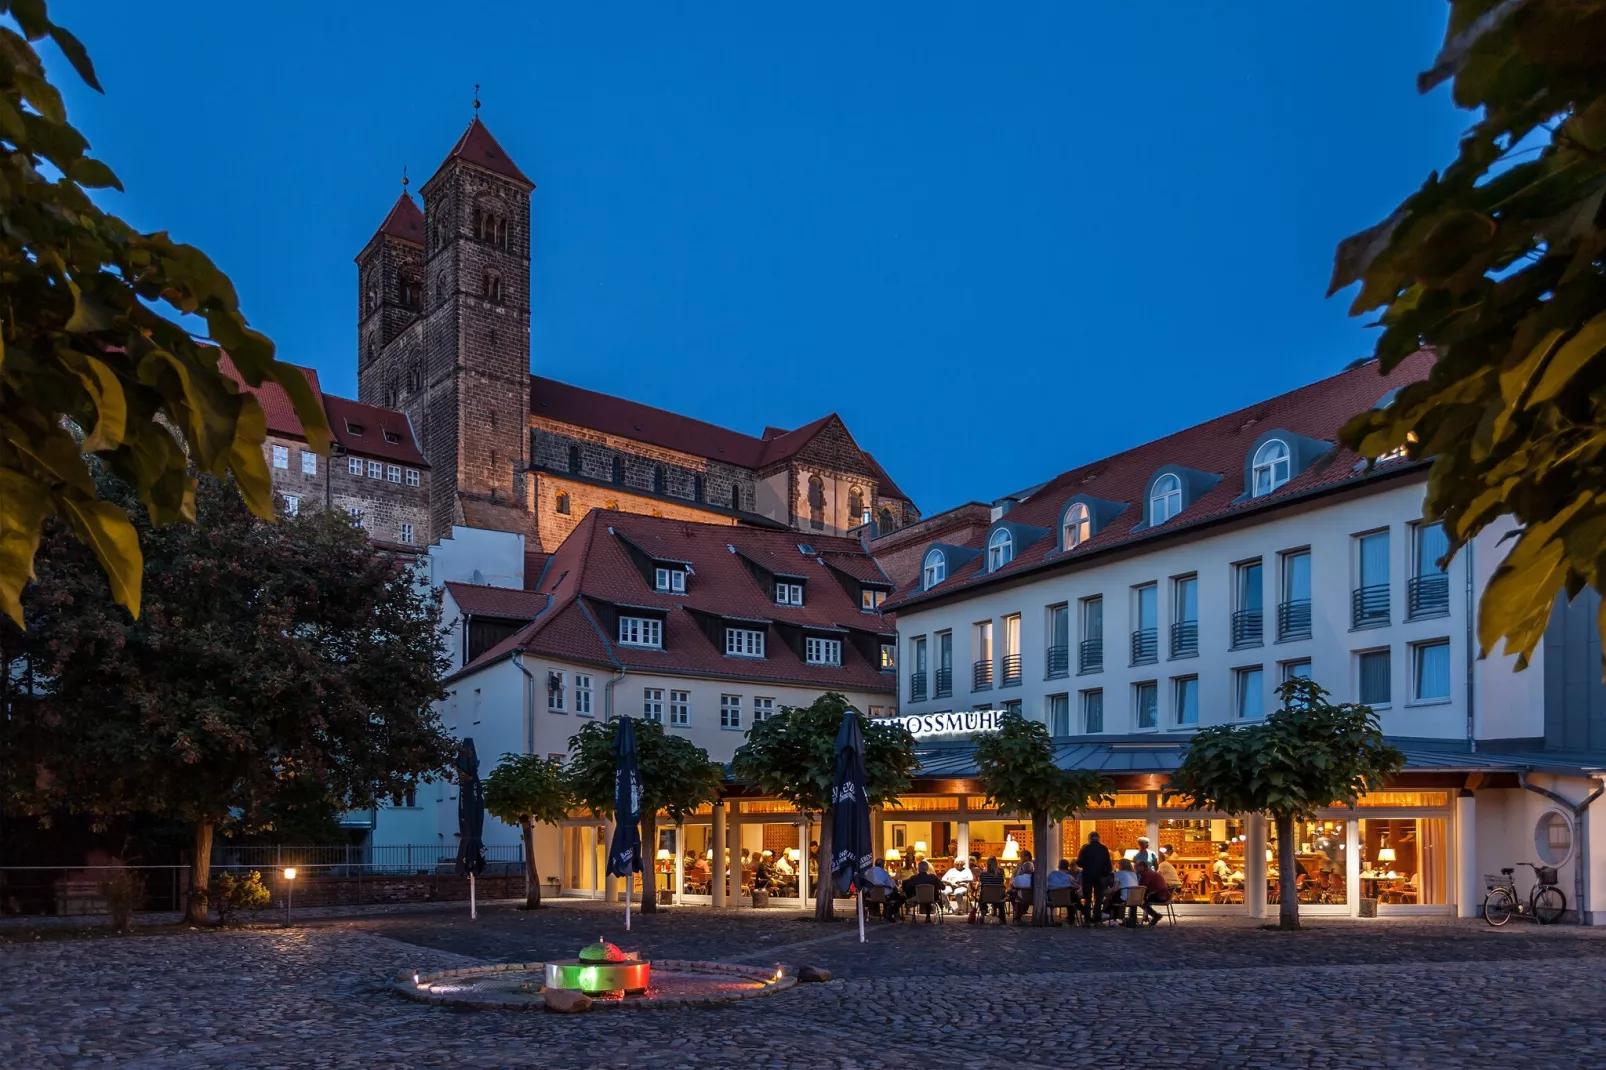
[
  {"x1": 1526, "y1": 310, "x2": 1606, "y2": 408},
  {"x1": 47, "y1": 24, "x2": 101, "y2": 92},
  {"x1": 58, "y1": 494, "x2": 142, "y2": 618}
]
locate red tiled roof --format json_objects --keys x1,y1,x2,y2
[
  {"x1": 323, "y1": 395, "x2": 427, "y2": 467},
  {"x1": 444, "y1": 581, "x2": 547, "y2": 621},
  {"x1": 524, "y1": 550, "x2": 551, "y2": 589},
  {"x1": 453, "y1": 511, "x2": 900, "y2": 691},
  {"x1": 371, "y1": 192, "x2": 423, "y2": 246},
  {"x1": 217, "y1": 352, "x2": 324, "y2": 440},
  {"x1": 529, "y1": 378, "x2": 916, "y2": 504},
  {"x1": 886, "y1": 353, "x2": 1436, "y2": 610},
  {"x1": 434, "y1": 118, "x2": 533, "y2": 187},
  {"x1": 862, "y1": 450, "x2": 910, "y2": 505}
]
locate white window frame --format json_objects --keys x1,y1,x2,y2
[
  {"x1": 398, "y1": 522, "x2": 413, "y2": 545},
  {"x1": 1081, "y1": 688, "x2": 1104, "y2": 734},
  {"x1": 776, "y1": 582, "x2": 804, "y2": 606},
  {"x1": 575, "y1": 674, "x2": 594, "y2": 716},
  {"x1": 1063, "y1": 502, "x2": 1091, "y2": 550},
  {"x1": 655, "y1": 567, "x2": 686, "y2": 593},
  {"x1": 922, "y1": 549, "x2": 945, "y2": 589},
  {"x1": 1357, "y1": 647, "x2": 1392, "y2": 708},
  {"x1": 880, "y1": 643, "x2": 896, "y2": 671},
  {"x1": 1251, "y1": 439, "x2": 1291, "y2": 497},
  {"x1": 1410, "y1": 639, "x2": 1452, "y2": 703},
  {"x1": 719, "y1": 694, "x2": 741, "y2": 730},
  {"x1": 987, "y1": 528, "x2": 1014, "y2": 571},
  {"x1": 271, "y1": 444, "x2": 289, "y2": 469},
  {"x1": 668, "y1": 689, "x2": 689, "y2": 726},
  {"x1": 387, "y1": 464, "x2": 402, "y2": 483},
  {"x1": 725, "y1": 627, "x2": 765, "y2": 658},
  {"x1": 367, "y1": 460, "x2": 383, "y2": 479},
  {"x1": 1235, "y1": 665, "x2": 1264, "y2": 720},
  {"x1": 283, "y1": 494, "x2": 299, "y2": 517},
  {"x1": 1135, "y1": 680, "x2": 1159, "y2": 731},
  {"x1": 405, "y1": 468, "x2": 420, "y2": 487},
  {"x1": 548, "y1": 670, "x2": 566, "y2": 711},
  {"x1": 300, "y1": 450, "x2": 317, "y2": 476},
  {"x1": 347, "y1": 506, "x2": 364, "y2": 527},
  {"x1": 1150, "y1": 474, "x2": 1182, "y2": 525},
  {"x1": 1281, "y1": 658, "x2": 1312, "y2": 682},
  {"x1": 618, "y1": 616, "x2": 663, "y2": 648},
  {"x1": 753, "y1": 696, "x2": 775, "y2": 722},
  {"x1": 806, "y1": 637, "x2": 842, "y2": 666},
  {"x1": 861, "y1": 588, "x2": 886, "y2": 610},
  {"x1": 348, "y1": 456, "x2": 363, "y2": 475},
  {"x1": 643, "y1": 687, "x2": 664, "y2": 723},
  {"x1": 1173, "y1": 675, "x2": 1199, "y2": 726}
]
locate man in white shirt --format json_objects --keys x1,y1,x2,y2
[
  {"x1": 774, "y1": 852, "x2": 794, "y2": 877},
  {"x1": 868, "y1": 861, "x2": 904, "y2": 919},
  {"x1": 941, "y1": 858, "x2": 974, "y2": 914}
]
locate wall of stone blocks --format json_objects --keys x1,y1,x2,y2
[
  {"x1": 329, "y1": 458, "x2": 431, "y2": 548},
  {"x1": 530, "y1": 420, "x2": 754, "y2": 514},
  {"x1": 531, "y1": 472, "x2": 741, "y2": 552}
]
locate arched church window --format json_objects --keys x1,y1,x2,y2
[
  {"x1": 848, "y1": 486, "x2": 864, "y2": 525},
  {"x1": 808, "y1": 474, "x2": 825, "y2": 530},
  {"x1": 482, "y1": 271, "x2": 502, "y2": 303}
]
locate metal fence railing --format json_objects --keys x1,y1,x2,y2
[{"x1": 1, "y1": 846, "x2": 525, "y2": 918}]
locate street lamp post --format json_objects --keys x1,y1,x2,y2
[{"x1": 282, "y1": 867, "x2": 297, "y2": 927}]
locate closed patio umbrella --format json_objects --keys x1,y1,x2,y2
[
  {"x1": 455, "y1": 738, "x2": 486, "y2": 919},
  {"x1": 607, "y1": 716, "x2": 643, "y2": 930},
  {"x1": 830, "y1": 709, "x2": 873, "y2": 943}
]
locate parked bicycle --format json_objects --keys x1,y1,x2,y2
[{"x1": 1482, "y1": 862, "x2": 1566, "y2": 926}]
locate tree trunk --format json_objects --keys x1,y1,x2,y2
[
  {"x1": 1276, "y1": 812, "x2": 1299, "y2": 930},
  {"x1": 813, "y1": 813, "x2": 835, "y2": 921},
  {"x1": 641, "y1": 810, "x2": 659, "y2": 914},
  {"x1": 1032, "y1": 811, "x2": 1051, "y2": 926},
  {"x1": 521, "y1": 817, "x2": 542, "y2": 909},
  {"x1": 186, "y1": 818, "x2": 214, "y2": 925}
]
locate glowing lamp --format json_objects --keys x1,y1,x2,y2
[
  {"x1": 1122, "y1": 849, "x2": 1137, "y2": 861},
  {"x1": 282, "y1": 867, "x2": 297, "y2": 881},
  {"x1": 914, "y1": 841, "x2": 928, "y2": 855},
  {"x1": 1377, "y1": 848, "x2": 1397, "y2": 863},
  {"x1": 656, "y1": 848, "x2": 671, "y2": 861},
  {"x1": 1003, "y1": 839, "x2": 1020, "y2": 862},
  {"x1": 885, "y1": 847, "x2": 902, "y2": 862}
]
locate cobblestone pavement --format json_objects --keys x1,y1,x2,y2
[{"x1": 3, "y1": 901, "x2": 1605, "y2": 1069}]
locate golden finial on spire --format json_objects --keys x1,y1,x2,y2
[
  {"x1": 401, "y1": 165, "x2": 409, "y2": 194},
  {"x1": 473, "y1": 83, "x2": 481, "y2": 117}
]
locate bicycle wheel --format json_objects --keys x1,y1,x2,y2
[
  {"x1": 1533, "y1": 885, "x2": 1567, "y2": 924},
  {"x1": 1483, "y1": 887, "x2": 1515, "y2": 926}
]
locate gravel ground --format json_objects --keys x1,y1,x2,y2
[{"x1": 3, "y1": 900, "x2": 1604, "y2": 1069}]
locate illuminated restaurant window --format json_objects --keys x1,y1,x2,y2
[{"x1": 1359, "y1": 818, "x2": 1447, "y2": 905}]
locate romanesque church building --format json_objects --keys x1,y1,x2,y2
[{"x1": 351, "y1": 116, "x2": 918, "y2": 552}]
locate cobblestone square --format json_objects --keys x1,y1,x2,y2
[{"x1": 4, "y1": 901, "x2": 1606, "y2": 1068}]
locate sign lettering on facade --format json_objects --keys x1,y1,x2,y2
[{"x1": 896, "y1": 709, "x2": 1005, "y2": 742}]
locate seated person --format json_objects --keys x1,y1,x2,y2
[
  {"x1": 774, "y1": 851, "x2": 795, "y2": 877},
  {"x1": 1009, "y1": 860, "x2": 1036, "y2": 921},
  {"x1": 901, "y1": 860, "x2": 944, "y2": 918},
  {"x1": 942, "y1": 857, "x2": 974, "y2": 911},
  {"x1": 1046, "y1": 858, "x2": 1077, "y2": 890},
  {"x1": 1157, "y1": 853, "x2": 1181, "y2": 890},
  {"x1": 1135, "y1": 859, "x2": 1169, "y2": 926},
  {"x1": 867, "y1": 860, "x2": 904, "y2": 918},
  {"x1": 977, "y1": 857, "x2": 1007, "y2": 920},
  {"x1": 1211, "y1": 850, "x2": 1232, "y2": 888},
  {"x1": 1108, "y1": 858, "x2": 1140, "y2": 922}
]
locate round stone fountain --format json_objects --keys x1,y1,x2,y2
[{"x1": 394, "y1": 939, "x2": 795, "y2": 1012}]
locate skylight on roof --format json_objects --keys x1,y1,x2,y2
[
  {"x1": 797, "y1": 543, "x2": 815, "y2": 555},
  {"x1": 346, "y1": 421, "x2": 364, "y2": 435},
  {"x1": 384, "y1": 430, "x2": 401, "y2": 444}
]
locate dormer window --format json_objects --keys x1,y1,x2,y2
[
  {"x1": 987, "y1": 528, "x2": 1014, "y2": 571},
  {"x1": 776, "y1": 582, "x2": 803, "y2": 606},
  {"x1": 618, "y1": 616, "x2": 663, "y2": 648},
  {"x1": 1063, "y1": 503, "x2": 1091, "y2": 549},
  {"x1": 862, "y1": 588, "x2": 887, "y2": 610},
  {"x1": 655, "y1": 567, "x2": 686, "y2": 594},
  {"x1": 1150, "y1": 474, "x2": 1182, "y2": 525},
  {"x1": 384, "y1": 430, "x2": 402, "y2": 445},
  {"x1": 806, "y1": 637, "x2": 842, "y2": 666},
  {"x1": 1251, "y1": 439, "x2": 1291, "y2": 497},
  {"x1": 922, "y1": 549, "x2": 946, "y2": 589},
  {"x1": 345, "y1": 421, "x2": 364, "y2": 436},
  {"x1": 725, "y1": 627, "x2": 765, "y2": 658}
]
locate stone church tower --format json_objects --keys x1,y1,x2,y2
[{"x1": 357, "y1": 118, "x2": 535, "y2": 539}]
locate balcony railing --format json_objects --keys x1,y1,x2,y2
[
  {"x1": 1046, "y1": 644, "x2": 1069, "y2": 678},
  {"x1": 934, "y1": 667, "x2": 953, "y2": 698},
  {"x1": 1407, "y1": 574, "x2": 1449, "y2": 619},
  {"x1": 1231, "y1": 608, "x2": 1263, "y2": 647},
  {"x1": 909, "y1": 671, "x2": 927, "y2": 702},
  {"x1": 1169, "y1": 620, "x2": 1198, "y2": 658},
  {"x1": 1277, "y1": 599, "x2": 1312, "y2": 641},
  {"x1": 972, "y1": 659, "x2": 993, "y2": 691},
  {"x1": 1352, "y1": 584, "x2": 1390, "y2": 628},
  {"x1": 1000, "y1": 654, "x2": 1022, "y2": 687},
  {"x1": 1078, "y1": 638, "x2": 1103, "y2": 674},
  {"x1": 1131, "y1": 628, "x2": 1158, "y2": 665}
]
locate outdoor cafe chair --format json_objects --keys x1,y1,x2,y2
[
  {"x1": 1119, "y1": 885, "x2": 1147, "y2": 928},
  {"x1": 863, "y1": 885, "x2": 896, "y2": 922},
  {"x1": 912, "y1": 882, "x2": 942, "y2": 923},
  {"x1": 977, "y1": 882, "x2": 1007, "y2": 924},
  {"x1": 1047, "y1": 885, "x2": 1077, "y2": 924}
]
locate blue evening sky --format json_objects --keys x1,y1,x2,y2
[{"x1": 54, "y1": 2, "x2": 1462, "y2": 515}]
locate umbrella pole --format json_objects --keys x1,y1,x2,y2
[
  {"x1": 857, "y1": 887, "x2": 865, "y2": 943},
  {"x1": 625, "y1": 876, "x2": 632, "y2": 931},
  {"x1": 470, "y1": 872, "x2": 477, "y2": 920}
]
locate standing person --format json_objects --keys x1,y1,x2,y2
[
  {"x1": 1132, "y1": 837, "x2": 1159, "y2": 871},
  {"x1": 1076, "y1": 831, "x2": 1114, "y2": 926}
]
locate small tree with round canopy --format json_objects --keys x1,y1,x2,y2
[
  {"x1": 484, "y1": 753, "x2": 573, "y2": 909},
  {"x1": 971, "y1": 710, "x2": 1113, "y2": 926},
  {"x1": 1167, "y1": 678, "x2": 1404, "y2": 930}
]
